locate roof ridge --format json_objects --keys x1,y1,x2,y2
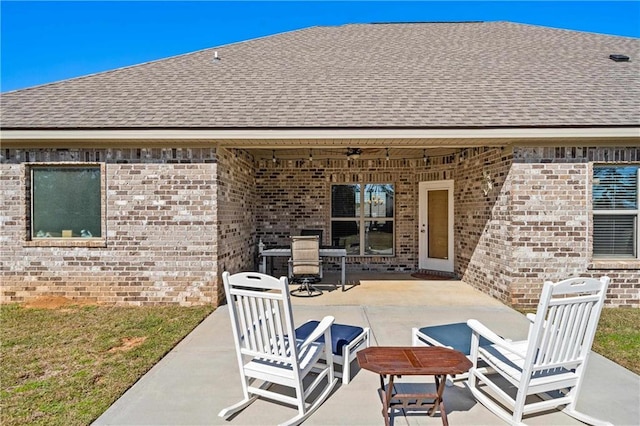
[{"x1": 369, "y1": 21, "x2": 485, "y2": 25}]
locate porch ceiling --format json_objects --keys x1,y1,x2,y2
[
  {"x1": 233, "y1": 135, "x2": 639, "y2": 161},
  {"x1": 247, "y1": 146, "x2": 463, "y2": 161}
]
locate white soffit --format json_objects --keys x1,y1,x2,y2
[{"x1": 1, "y1": 128, "x2": 639, "y2": 147}]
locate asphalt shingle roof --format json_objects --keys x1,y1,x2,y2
[{"x1": 2, "y1": 21, "x2": 639, "y2": 129}]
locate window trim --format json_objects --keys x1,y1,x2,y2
[
  {"x1": 590, "y1": 163, "x2": 640, "y2": 261},
  {"x1": 25, "y1": 162, "x2": 107, "y2": 247},
  {"x1": 330, "y1": 183, "x2": 395, "y2": 257}
]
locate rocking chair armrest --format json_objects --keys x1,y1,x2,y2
[
  {"x1": 467, "y1": 319, "x2": 523, "y2": 356},
  {"x1": 298, "y1": 316, "x2": 334, "y2": 350}
]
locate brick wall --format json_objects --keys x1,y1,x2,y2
[
  {"x1": 214, "y1": 148, "x2": 257, "y2": 303},
  {"x1": 2, "y1": 144, "x2": 638, "y2": 308},
  {"x1": 506, "y1": 146, "x2": 640, "y2": 308},
  {"x1": 1, "y1": 148, "x2": 219, "y2": 306},
  {"x1": 454, "y1": 148, "x2": 513, "y2": 302}
]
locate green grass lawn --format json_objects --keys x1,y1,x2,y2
[
  {"x1": 591, "y1": 307, "x2": 640, "y2": 375},
  {"x1": 0, "y1": 303, "x2": 637, "y2": 426},
  {"x1": 0, "y1": 303, "x2": 213, "y2": 426},
  {"x1": 516, "y1": 307, "x2": 640, "y2": 375}
]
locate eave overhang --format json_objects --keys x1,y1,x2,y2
[{"x1": 1, "y1": 127, "x2": 639, "y2": 149}]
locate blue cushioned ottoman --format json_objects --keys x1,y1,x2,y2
[
  {"x1": 296, "y1": 320, "x2": 363, "y2": 356},
  {"x1": 296, "y1": 320, "x2": 369, "y2": 384},
  {"x1": 412, "y1": 322, "x2": 494, "y2": 384},
  {"x1": 416, "y1": 322, "x2": 492, "y2": 356}
]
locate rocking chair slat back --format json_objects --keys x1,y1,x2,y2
[
  {"x1": 532, "y1": 279, "x2": 605, "y2": 370},
  {"x1": 226, "y1": 272, "x2": 297, "y2": 363}
]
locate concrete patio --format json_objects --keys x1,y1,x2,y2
[{"x1": 94, "y1": 274, "x2": 640, "y2": 426}]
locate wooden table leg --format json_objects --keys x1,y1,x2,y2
[
  {"x1": 378, "y1": 374, "x2": 395, "y2": 426},
  {"x1": 434, "y1": 374, "x2": 449, "y2": 426},
  {"x1": 427, "y1": 375, "x2": 441, "y2": 417}
]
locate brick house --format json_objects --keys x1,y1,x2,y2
[{"x1": 1, "y1": 22, "x2": 639, "y2": 308}]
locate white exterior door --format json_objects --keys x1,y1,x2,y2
[{"x1": 418, "y1": 180, "x2": 454, "y2": 272}]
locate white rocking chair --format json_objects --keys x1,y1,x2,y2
[
  {"x1": 218, "y1": 271, "x2": 338, "y2": 426},
  {"x1": 466, "y1": 276, "x2": 611, "y2": 426}
]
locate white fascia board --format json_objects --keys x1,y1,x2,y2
[{"x1": 1, "y1": 127, "x2": 639, "y2": 142}]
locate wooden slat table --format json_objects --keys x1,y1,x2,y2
[{"x1": 357, "y1": 346, "x2": 472, "y2": 426}]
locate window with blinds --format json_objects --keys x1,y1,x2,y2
[{"x1": 592, "y1": 166, "x2": 639, "y2": 258}]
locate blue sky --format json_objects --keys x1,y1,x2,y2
[{"x1": 1, "y1": 1, "x2": 639, "y2": 92}]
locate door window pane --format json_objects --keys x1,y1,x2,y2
[
  {"x1": 428, "y1": 190, "x2": 449, "y2": 259},
  {"x1": 32, "y1": 167, "x2": 102, "y2": 238}
]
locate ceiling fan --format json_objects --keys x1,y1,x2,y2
[{"x1": 346, "y1": 147, "x2": 362, "y2": 159}]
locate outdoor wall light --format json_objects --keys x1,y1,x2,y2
[{"x1": 481, "y1": 170, "x2": 494, "y2": 196}]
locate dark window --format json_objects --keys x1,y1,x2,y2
[{"x1": 31, "y1": 166, "x2": 102, "y2": 239}]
